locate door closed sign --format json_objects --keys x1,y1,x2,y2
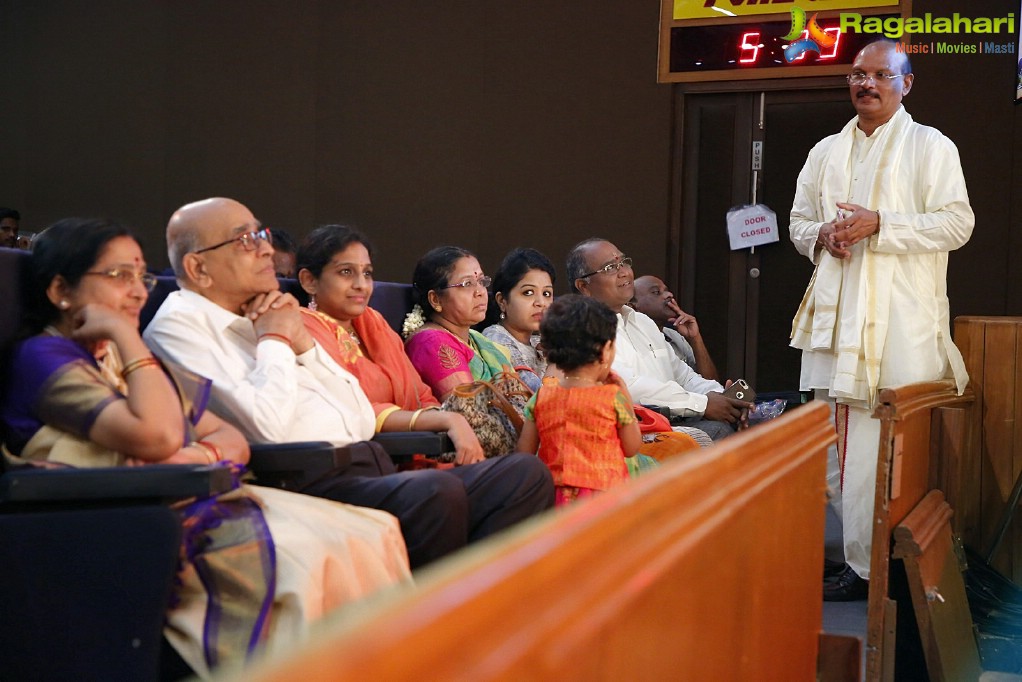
[{"x1": 726, "y1": 204, "x2": 779, "y2": 251}]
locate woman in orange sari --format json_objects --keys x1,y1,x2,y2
[{"x1": 296, "y1": 225, "x2": 485, "y2": 465}]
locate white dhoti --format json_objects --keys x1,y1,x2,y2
[
  {"x1": 166, "y1": 485, "x2": 411, "y2": 678},
  {"x1": 832, "y1": 401, "x2": 879, "y2": 580}
]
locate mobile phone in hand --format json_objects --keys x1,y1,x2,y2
[{"x1": 722, "y1": 379, "x2": 756, "y2": 403}]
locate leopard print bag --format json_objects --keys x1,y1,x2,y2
[{"x1": 441, "y1": 371, "x2": 532, "y2": 457}]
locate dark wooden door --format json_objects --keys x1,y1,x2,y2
[{"x1": 676, "y1": 86, "x2": 851, "y2": 392}]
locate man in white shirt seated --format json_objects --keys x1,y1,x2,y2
[
  {"x1": 566, "y1": 238, "x2": 749, "y2": 441},
  {"x1": 632, "y1": 275, "x2": 719, "y2": 382},
  {"x1": 144, "y1": 197, "x2": 554, "y2": 569}
]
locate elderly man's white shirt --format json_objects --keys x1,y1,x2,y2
[
  {"x1": 612, "y1": 305, "x2": 723, "y2": 417},
  {"x1": 144, "y1": 289, "x2": 376, "y2": 446}
]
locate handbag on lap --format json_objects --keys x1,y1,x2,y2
[{"x1": 441, "y1": 371, "x2": 531, "y2": 458}]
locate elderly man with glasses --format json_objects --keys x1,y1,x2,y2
[
  {"x1": 144, "y1": 197, "x2": 554, "y2": 570},
  {"x1": 789, "y1": 39, "x2": 974, "y2": 601},
  {"x1": 566, "y1": 238, "x2": 749, "y2": 444}
]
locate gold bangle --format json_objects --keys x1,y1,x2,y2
[
  {"x1": 121, "y1": 356, "x2": 161, "y2": 379},
  {"x1": 198, "y1": 440, "x2": 223, "y2": 462},
  {"x1": 409, "y1": 406, "x2": 439, "y2": 431},
  {"x1": 190, "y1": 441, "x2": 216, "y2": 464}
]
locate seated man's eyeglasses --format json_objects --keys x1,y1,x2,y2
[
  {"x1": 83, "y1": 268, "x2": 158, "y2": 292},
  {"x1": 580, "y1": 256, "x2": 633, "y2": 279},
  {"x1": 193, "y1": 227, "x2": 273, "y2": 254},
  {"x1": 846, "y1": 71, "x2": 903, "y2": 86},
  {"x1": 441, "y1": 275, "x2": 492, "y2": 290}
]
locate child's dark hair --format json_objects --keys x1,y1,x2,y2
[{"x1": 540, "y1": 294, "x2": 616, "y2": 371}]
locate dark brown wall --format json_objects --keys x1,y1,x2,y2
[
  {"x1": 0, "y1": 1, "x2": 672, "y2": 285},
  {"x1": 0, "y1": 1, "x2": 1019, "y2": 317},
  {"x1": 906, "y1": 0, "x2": 1021, "y2": 317}
]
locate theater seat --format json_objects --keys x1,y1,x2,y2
[{"x1": 0, "y1": 443, "x2": 233, "y2": 682}]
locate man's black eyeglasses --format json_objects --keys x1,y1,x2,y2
[{"x1": 193, "y1": 227, "x2": 273, "y2": 254}]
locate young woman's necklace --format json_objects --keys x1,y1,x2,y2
[{"x1": 562, "y1": 374, "x2": 598, "y2": 384}]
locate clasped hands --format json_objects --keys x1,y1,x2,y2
[
  {"x1": 817, "y1": 202, "x2": 880, "y2": 259},
  {"x1": 243, "y1": 290, "x2": 315, "y2": 354}
]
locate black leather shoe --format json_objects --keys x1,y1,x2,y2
[
  {"x1": 823, "y1": 557, "x2": 847, "y2": 579},
  {"x1": 824, "y1": 564, "x2": 869, "y2": 601}
]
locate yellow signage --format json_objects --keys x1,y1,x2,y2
[{"x1": 674, "y1": 0, "x2": 900, "y2": 21}]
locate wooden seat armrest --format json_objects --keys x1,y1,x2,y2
[{"x1": 372, "y1": 432, "x2": 453, "y2": 460}]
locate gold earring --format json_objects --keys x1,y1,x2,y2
[{"x1": 434, "y1": 304, "x2": 443, "y2": 313}]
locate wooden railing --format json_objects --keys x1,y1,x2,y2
[
  {"x1": 229, "y1": 402, "x2": 838, "y2": 682},
  {"x1": 865, "y1": 380, "x2": 974, "y2": 681}
]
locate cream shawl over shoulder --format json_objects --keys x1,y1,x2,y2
[{"x1": 790, "y1": 107, "x2": 913, "y2": 407}]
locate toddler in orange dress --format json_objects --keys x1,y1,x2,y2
[{"x1": 516, "y1": 295, "x2": 646, "y2": 505}]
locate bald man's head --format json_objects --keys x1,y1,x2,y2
[
  {"x1": 849, "y1": 39, "x2": 914, "y2": 133},
  {"x1": 167, "y1": 197, "x2": 278, "y2": 313},
  {"x1": 633, "y1": 275, "x2": 674, "y2": 327},
  {"x1": 167, "y1": 197, "x2": 250, "y2": 277}
]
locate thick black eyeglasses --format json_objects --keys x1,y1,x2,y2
[
  {"x1": 579, "y1": 256, "x2": 633, "y2": 279},
  {"x1": 193, "y1": 227, "x2": 273, "y2": 254}
]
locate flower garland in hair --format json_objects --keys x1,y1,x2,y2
[{"x1": 402, "y1": 304, "x2": 426, "y2": 339}]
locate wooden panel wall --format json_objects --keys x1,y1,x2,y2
[
  {"x1": 0, "y1": 1, "x2": 673, "y2": 286},
  {"x1": 954, "y1": 317, "x2": 1022, "y2": 580}
]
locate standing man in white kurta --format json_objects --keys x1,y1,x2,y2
[{"x1": 789, "y1": 39, "x2": 973, "y2": 601}]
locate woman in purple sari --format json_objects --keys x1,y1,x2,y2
[{"x1": 1, "y1": 218, "x2": 410, "y2": 678}]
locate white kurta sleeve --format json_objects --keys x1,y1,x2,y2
[
  {"x1": 871, "y1": 131, "x2": 974, "y2": 255},
  {"x1": 789, "y1": 137, "x2": 834, "y2": 263}
]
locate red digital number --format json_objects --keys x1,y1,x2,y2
[
  {"x1": 819, "y1": 27, "x2": 841, "y2": 60},
  {"x1": 739, "y1": 32, "x2": 761, "y2": 64}
]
